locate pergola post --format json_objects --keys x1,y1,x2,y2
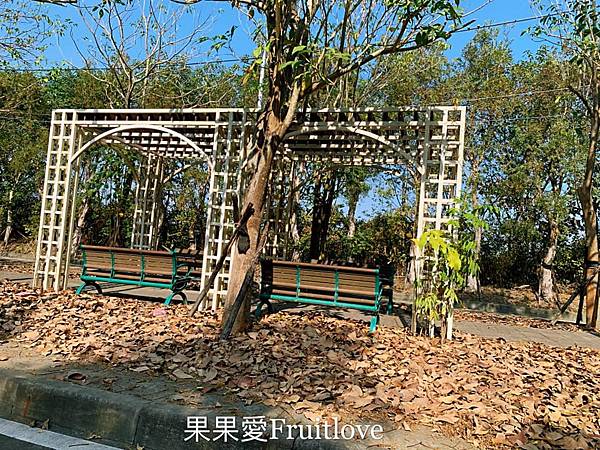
[
  {"x1": 413, "y1": 108, "x2": 466, "y2": 338},
  {"x1": 264, "y1": 157, "x2": 295, "y2": 258},
  {"x1": 33, "y1": 111, "x2": 81, "y2": 291},
  {"x1": 200, "y1": 110, "x2": 249, "y2": 311}
]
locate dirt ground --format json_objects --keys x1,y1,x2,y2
[{"x1": 460, "y1": 285, "x2": 580, "y2": 312}]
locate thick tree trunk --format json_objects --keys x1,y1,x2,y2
[
  {"x1": 220, "y1": 0, "x2": 303, "y2": 334},
  {"x1": 578, "y1": 113, "x2": 599, "y2": 329},
  {"x1": 3, "y1": 189, "x2": 13, "y2": 246},
  {"x1": 538, "y1": 219, "x2": 559, "y2": 304},
  {"x1": 221, "y1": 110, "x2": 283, "y2": 335}
]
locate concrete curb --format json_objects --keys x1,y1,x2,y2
[{"x1": 0, "y1": 369, "x2": 376, "y2": 450}]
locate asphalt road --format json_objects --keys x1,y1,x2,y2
[
  {"x1": 0, "y1": 418, "x2": 119, "y2": 450},
  {"x1": 0, "y1": 434, "x2": 51, "y2": 449}
]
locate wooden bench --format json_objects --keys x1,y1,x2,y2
[
  {"x1": 257, "y1": 260, "x2": 393, "y2": 332},
  {"x1": 76, "y1": 245, "x2": 194, "y2": 305}
]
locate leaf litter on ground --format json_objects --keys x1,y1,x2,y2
[{"x1": 0, "y1": 280, "x2": 599, "y2": 449}]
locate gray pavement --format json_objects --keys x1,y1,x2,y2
[
  {"x1": 455, "y1": 319, "x2": 600, "y2": 349},
  {"x1": 0, "y1": 435, "x2": 50, "y2": 450}
]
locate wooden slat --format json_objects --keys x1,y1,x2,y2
[
  {"x1": 270, "y1": 259, "x2": 378, "y2": 275},
  {"x1": 81, "y1": 245, "x2": 172, "y2": 257},
  {"x1": 270, "y1": 280, "x2": 374, "y2": 298},
  {"x1": 86, "y1": 265, "x2": 112, "y2": 272},
  {"x1": 337, "y1": 272, "x2": 377, "y2": 283},
  {"x1": 270, "y1": 289, "x2": 375, "y2": 306},
  {"x1": 144, "y1": 254, "x2": 175, "y2": 276}
]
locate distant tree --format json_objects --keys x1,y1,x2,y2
[
  {"x1": 531, "y1": 0, "x2": 600, "y2": 328},
  {"x1": 0, "y1": 1, "x2": 57, "y2": 66},
  {"x1": 453, "y1": 29, "x2": 514, "y2": 293},
  {"x1": 0, "y1": 72, "x2": 48, "y2": 245},
  {"x1": 501, "y1": 49, "x2": 584, "y2": 303},
  {"x1": 71, "y1": 0, "x2": 212, "y2": 108}
]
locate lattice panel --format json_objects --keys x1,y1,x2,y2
[
  {"x1": 131, "y1": 153, "x2": 164, "y2": 250},
  {"x1": 268, "y1": 106, "x2": 465, "y2": 259},
  {"x1": 200, "y1": 111, "x2": 249, "y2": 310},
  {"x1": 416, "y1": 108, "x2": 465, "y2": 237},
  {"x1": 264, "y1": 157, "x2": 295, "y2": 258},
  {"x1": 33, "y1": 111, "x2": 79, "y2": 291}
]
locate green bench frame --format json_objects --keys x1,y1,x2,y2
[
  {"x1": 76, "y1": 245, "x2": 194, "y2": 305},
  {"x1": 257, "y1": 260, "x2": 393, "y2": 332}
]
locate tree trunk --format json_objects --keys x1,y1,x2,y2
[
  {"x1": 109, "y1": 170, "x2": 134, "y2": 247},
  {"x1": 538, "y1": 218, "x2": 559, "y2": 304},
  {"x1": 3, "y1": 189, "x2": 14, "y2": 246},
  {"x1": 220, "y1": 110, "x2": 283, "y2": 335},
  {"x1": 466, "y1": 224, "x2": 482, "y2": 292},
  {"x1": 578, "y1": 113, "x2": 599, "y2": 329},
  {"x1": 309, "y1": 171, "x2": 323, "y2": 261},
  {"x1": 466, "y1": 178, "x2": 481, "y2": 292},
  {"x1": 289, "y1": 162, "x2": 303, "y2": 261},
  {"x1": 348, "y1": 193, "x2": 358, "y2": 238},
  {"x1": 188, "y1": 225, "x2": 196, "y2": 250},
  {"x1": 309, "y1": 169, "x2": 337, "y2": 261},
  {"x1": 317, "y1": 172, "x2": 337, "y2": 260},
  {"x1": 71, "y1": 198, "x2": 89, "y2": 257}
]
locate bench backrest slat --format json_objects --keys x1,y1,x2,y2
[
  {"x1": 80, "y1": 245, "x2": 189, "y2": 281},
  {"x1": 113, "y1": 251, "x2": 143, "y2": 274},
  {"x1": 144, "y1": 253, "x2": 176, "y2": 276},
  {"x1": 262, "y1": 259, "x2": 381, "y2": 307},
  {"x1": 84, "y1": 249, "x2": 112, "y2": 263}
]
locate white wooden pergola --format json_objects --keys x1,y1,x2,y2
[{"x1": 33, "y1": 106, "x2": 466, "y2": 310}]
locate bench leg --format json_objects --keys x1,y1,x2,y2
[
  {"x1": 76, "y1": 281, "x2": 102, "y2": 295},
  {"x1": 255, "y1": 300, "x2": 274, "y2": 320},
  {"x1": 369, "y1": 315, "x2": 379, "y2": 333},
  {"x1": 164, "y1": 291, "x2": 187, "y2": 306},
  {"x1": 386, "y1": 297, "x2": 394, "y2": 315}
]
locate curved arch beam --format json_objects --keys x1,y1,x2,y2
[
  {"x1": 283, "y1": 125, "x2": 419, "y2": 175},
  {"x1": 70, "y1": 124, "x2": 213, "y2": 171}
]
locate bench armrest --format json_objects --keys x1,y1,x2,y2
[{"x1": 175, "y1": 261, "x2": 194, "y2": 279}]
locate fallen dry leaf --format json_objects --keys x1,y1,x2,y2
[{"x1": 173, "y1": 369, "x2": 193, "y2": 380}]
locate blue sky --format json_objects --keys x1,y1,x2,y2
[
  {"x1": 44, "y1": 0, "x2": 548, "y2": 68},
  {"x1": 446, "y1": 0, "x2": 545, "y2": 60}
]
